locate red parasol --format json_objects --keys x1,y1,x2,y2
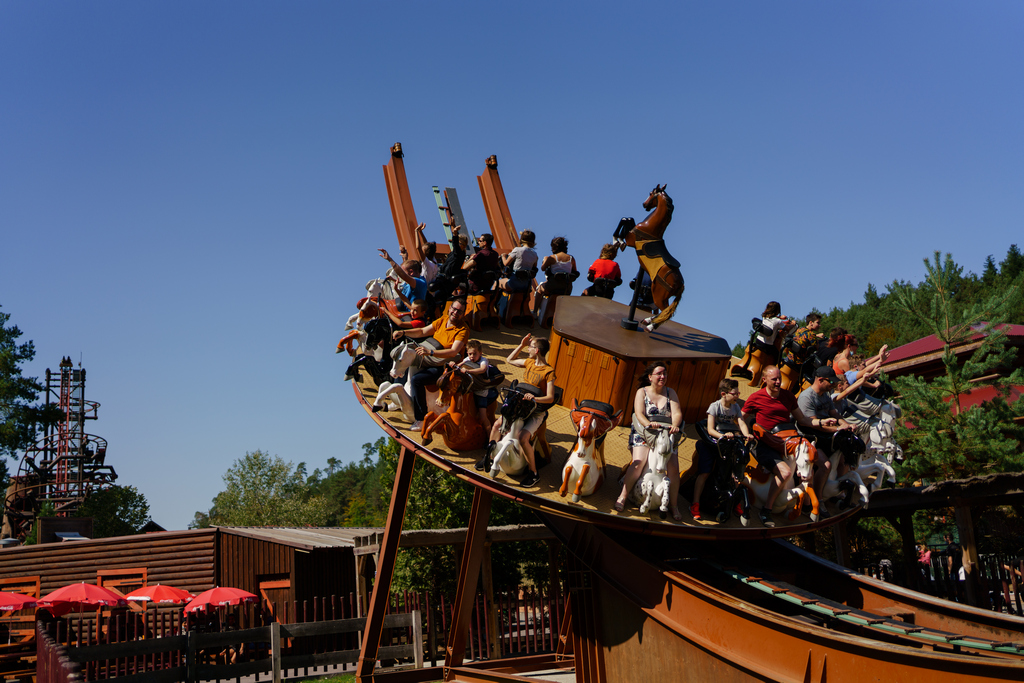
[
  {"x1": 39, "y1": 582, "x2": 128, "y2": 616},
  {"x1": 0, "y1": 591, "x2": 37, "y2": 611},
  {"x1": 184, "y1": 586, "x2": 258, "y2": 613},
  {"x1": 124, "y1": 584, "x2": 194, "y2": 604}
]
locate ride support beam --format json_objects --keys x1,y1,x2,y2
[
  {"x1": 383, "y1": 142, "x2": 422, "y2": 260},
  {"x1": 954, "y1": 499, "x2": 981, "y2": 607},
  {"x1": 443, "y1": 487, "x2": 493, "y2": 678},
  {"x1": 476, "y1": 155, "x2": 518, "y2": 253},
  {"x1": 357, "y1": 444, "x2": 417, "y2": 682}
]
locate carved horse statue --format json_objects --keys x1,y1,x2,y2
[
  {"x1": 624, "y1": 420, "x2": 681, "y2": 515},
  {"x1": 421, "y1": 365, "x2": 488, "y2": 451},
  {"x1": 344, "y1": 317, "x2": 395, "y2": 387},
  {"x1": 820, "y1": 430, "x2": 873, "y2": 510},
  {"x1": 691, "y1": 421, "x2": 756, "y2": 524},
  {"x1": 371, "y1": 338, "x2": 422, "y2": 422},
  {"x1": 337, "y1": 279, "x2": 387, "y2": 356},
  {"x1": 487, "y1": 382, "x2": 541, "y2": 479},
  {"x1": 559, "y1": 400, "x2": 621, "y2": 503},
  {"x1": 738, "y1": 433, "x2": 820, "y2": 526},
  {"x1": 613, "y1": 184, "x2": 685, "y2": 331}
]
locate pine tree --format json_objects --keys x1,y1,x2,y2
[
  {"x1": 888, "y1": 252, "x2": 1024, "y2": 481},
  {"x1": 1000, "y1": 244, "x2": 1024, "y2": 280}
]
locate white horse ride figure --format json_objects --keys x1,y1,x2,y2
[
  {"x1": 819, "y1": 430, "x2": 874, "y2": 511},
  {"x1": 738, "y1": 431, "x2": 819, "y2": 526},
  {"x1": 488, "y1": 382, "x2": 541, "y2": 480},
  {"x1": 625, "y1": 417, "x2": 681, "y2": 516},
  {"x1": 559, "y1": 400, "x2": 621, "y2": 503},
  {"x1": 337, "y1": 278, "x2": 388, "y2": 356},
  {"x1": 371, "y1": 338, "x2": 421, "y2": 422}
]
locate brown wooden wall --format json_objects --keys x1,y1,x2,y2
[
  {"x1": 215, "y1": 531, "x2": 356, "y2": 606},
  {"x1": 550, "y1": 329, "x2": 730, "y2": 425},
  {"x1": 0, "y1": 529, "x2": 217, "y2": 597}
]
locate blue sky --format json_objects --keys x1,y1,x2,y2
[{"x1": 2, "y1": 2, "x2": 1022, "y2": 530}]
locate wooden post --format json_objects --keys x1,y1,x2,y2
[
  {"x1": 357, "y1": 445, "x2": 417, "y2": 681},
  {"x1": 444, "y1": 487, "x2": 493, "y2": 677},
  {"x1": 185, "y1": 630, "x2": 198, "y2": 683},
  {"x1": 832, "y1": 520, "x2": 851, "y2": 568},
  {"x1": 954, "y1": 499, "x2": 982, "y2": 607},
  {"x1": 887, "y1": 513, "x2": 919, "y2": 590},
  {"x1": 271, "y1": 621, "x2": 282, "y2": 683},
  {"x1": 480, "y1": 541, "x2": 501, "y2": 660},
  {"x1": 411, "y1": 609, "x2": 424, "y2": 669}
]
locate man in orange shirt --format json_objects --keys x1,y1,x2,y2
[{"x1": 393, "y1": 299, "x2": 470, "y2": 431}]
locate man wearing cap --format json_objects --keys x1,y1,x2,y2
[
  {"x1": 742, "y1": 365, "x2": 818, "y2": 527},
  {"x1": 797, "y1": 365, "x2": 855, "y2": 503}
]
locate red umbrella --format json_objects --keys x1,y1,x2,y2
[
  {"x1": 39, "y1": 582, "x2": 128, "y2": 616},
  {"x1": 0, "y1": 591, "x2": 37, "y2": 611},
  {"x1": 124, "y1": 584, "x2": 194, "y2": 604},
  {"x1": 184, "y1": 587, "x2": 258, "y2": 613}
]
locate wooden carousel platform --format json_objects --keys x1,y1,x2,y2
[{"x1": 351, "y1": 297, "x2": 861, "y2": 540}]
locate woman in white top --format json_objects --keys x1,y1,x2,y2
[
  {"x1": 499, "y1": 230, "x2": 539, "y2": 294},
  {"x1": 533, "y1": 236, "x2": 578, "y2": 319}
]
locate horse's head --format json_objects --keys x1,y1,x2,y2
[
  {"x1": 570, "y1": 400, "x2": 619, "y2": 443},
  {"x1": 642, "y1": 183, "x2": 669, "y2": 211},
  {"x1": 498, "y1": 382, "x2": 535, "y2": 425},
  {"x1": 718, "y1": 437, "x2": 753, "y2": 485},
  {"x1": 436, "y1": 365, "x2": 470, "y2": 402},
  {"x1": 363, "y1": 317, "x2": 392, "y2": 350},
  {"x1": 389, "y1": 338, "x2": 419, "y2": 376},
  {"x1": 366, "y1": 278, "x2": 385, "y2": 299},
  {"x1": 833, "y1": 430, "x2": 866, "y2": 470},
  {"x1": 785, "y1": 436, "x2": 817, "y2": 484},
  {"x1": 649, "y1": 427, "x2": 679, "y2": 475}
]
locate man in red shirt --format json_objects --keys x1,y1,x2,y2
[{"x1": 741, "y1": 365, "x2": 817, "y2": 527}]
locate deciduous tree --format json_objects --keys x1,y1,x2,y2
[{"x1": 77, "y1": 484, "x2": 151, "y2": 538}]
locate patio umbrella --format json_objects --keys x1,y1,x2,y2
[
  {"x1": 124, "y1": 584, "x2": 194, "y2": 604},
  {"x1": 184, "y1": 586, "x2": 258, "y2": 613},
  {"x1": 0, "y1": 591, "x2": 37, "y2": 611},
  {"x1": 39, "y1": 582, "x2": 128, "y2": 616}
]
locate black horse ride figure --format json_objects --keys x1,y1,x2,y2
[
  {"x1": 689, "y1": 420, "x2": 755, "y2": 524},
  {"x1": 344, "y1": 316, "x2": 396, "y2": 387}
]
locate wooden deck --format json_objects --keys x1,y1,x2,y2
[{"x1": 351, "y1": 319, "x2": 858, "y2": 540}]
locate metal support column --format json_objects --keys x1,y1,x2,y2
[
  {"x1": 443, "y1": 487, "x2": 493, "y2": 679},
  {"x1": 357, "y1": 444, "x2": 417, "y2": 682}
]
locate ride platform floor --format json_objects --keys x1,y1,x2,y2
[{"x1": 351, "y1": 321, "x2": 861, "y2": 540}]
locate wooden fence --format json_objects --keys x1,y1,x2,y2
[
  {"x1": 32, "y1": 587, "x2": 563, "y2": 682},
  {"x1": 856, "y1": 552, "x2": 1024, "y2": 614}
]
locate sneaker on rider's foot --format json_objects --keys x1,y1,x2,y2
[
  {"x1": 690, "y1": 503, "x2": 701, "y2": 521},
  {"x1": 759, "y1": 509, "x2": 775, "y2": 528},
  {"x1": 519, "y1": 470, "x2": 540, "y2": 488},
  {"x1": 410, "y1": 420, "x2": 423, "y2": 432}
]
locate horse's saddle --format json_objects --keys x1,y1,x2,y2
[
  {"x1": 411, "y1": 338, "x2": 446, "y2": 367},
  {"x1": 636, "y1": 239, "x2": 681, "y2": 270}
]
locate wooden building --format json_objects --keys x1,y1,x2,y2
[{"x1": 0, "y1": 526, "x2": 376, "y2": 616}]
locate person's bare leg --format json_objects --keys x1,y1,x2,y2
[
  {"x1": 615, "y1": 445, "x2": 649, "y2": 509},
  {"x1": 668, "y1": 454, "x2": 682, "y2": 520}
]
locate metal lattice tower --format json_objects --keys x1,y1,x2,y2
[{"x1": 2, "y1": 357, "x2": 118, "y2": 541}]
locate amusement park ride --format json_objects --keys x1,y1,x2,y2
[
  {"x1": 347, "y1": 144, "x2": 1024, "y2": 682},
  {"x1": 1, "y1": 357, "x2": 117, "y2": 543}
]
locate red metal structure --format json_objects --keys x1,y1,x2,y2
[{"x1": 2, "y1": 357, "x2": 117, "y2": 542}]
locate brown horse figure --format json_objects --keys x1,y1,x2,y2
[
  {"x1": 421, "y1": 365, "x2": 489, "y2": 451},
  {"x1": 615, "y1": 184, "x2": 685, "y2": 331}
]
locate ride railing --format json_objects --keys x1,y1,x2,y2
[
  {"x1": 856, "y1": 552, "x2": 1024, "y2": 615},
  {"x1": 34, "y1": 587, "x2": 563, "y2": 682}
]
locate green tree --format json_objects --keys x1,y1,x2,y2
[
  {"x1": 77, "y1": 484, "x2": 151, "y2": 538},
  {"x1": 372, "y1": 437, "x2": 552, "y2": 596},
  {"x1": 1000, "y1": 244, "x2": 1024, "y2": 280},
  {"x1": 199, "y1": 450, "x2": 330, "y2": 526},
  {"x1": 305, "y1": 440, "x2": 387, "y2": 527},
  {"x1": 1, "y1": 306, "x2": 62, "y2": 474},
  {"x1": 888, "y1": 252, "x2": 1024, "y2": 481}
]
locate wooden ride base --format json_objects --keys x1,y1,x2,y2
[{"x1": 351, "y1": 297, "x2": 867, "y2": 540}]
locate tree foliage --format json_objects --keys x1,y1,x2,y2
[
  {"x1": 1, "y1": 306, "x2": 44, "y2": 467},
  {"x1": 888, "y1": 252, "x2": 1024, "y2": 481},
  {"x1": 368, "y1": 437, "x2": 553, "y2": 596},
  {"x1": 77, "y1": 484, "x2": 151, "y2": 538},
  {"x1": 197, "y1": 450, "x2": 331, "y2": 527}
]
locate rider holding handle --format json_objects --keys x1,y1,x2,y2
[{"x1": 484, "y1": 334, "x2": 555, "y2": 488}]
